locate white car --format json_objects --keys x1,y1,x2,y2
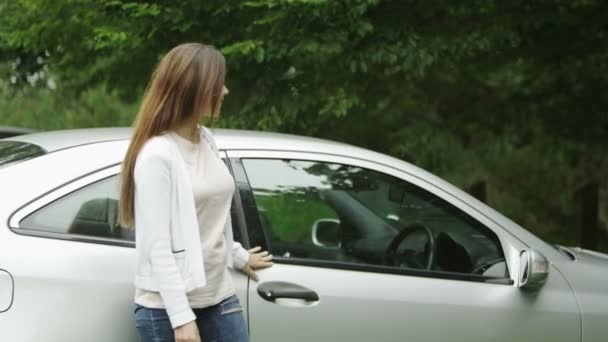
[{"x1": 1, "y1": 128, "x2": 607, "y2": 341}]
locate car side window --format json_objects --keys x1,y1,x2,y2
[
  {"x1": 20, "y1": 175, "x2": 134, "y2": 241},
  {"x1": 19, "y1": 170, "x2": 246, "y2": 246},
  {"x1": 241, "y1": 158, "x2": 507, "y2": 278}
]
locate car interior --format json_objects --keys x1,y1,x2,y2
[
  {"x1": 257, "y1": 188, "x2": 505, "y2": 277},
  {"x1": 68, "y1": 198, "x2": 133, "y2": 241}
]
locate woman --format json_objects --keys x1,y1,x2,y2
[{"x1": 118, "y1": 43, "x2": 273, "y2": 342}]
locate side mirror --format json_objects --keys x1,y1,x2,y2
[
  {"x1": 518, "y1": 249, "x2": 549, "y2": 290},
  {"x1": 311, "y1": 218, "x2": 341, "y2": 249}
]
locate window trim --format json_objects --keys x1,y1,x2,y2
[
  {"x1": 274, "y1": 257, "x2": 514, "y2": 285},
  {"x1": 222, "y1": 151, "x2": 251, "y2": 249},
  {"x1": 228, "y1": 150, "x2": 517, "y2": 285},
  {"x1": 7, "y1": 164, "x2": 133, "y2": 248},
  {"x1": 229, "y1": 157, "x2": 270, "y2": 252}
]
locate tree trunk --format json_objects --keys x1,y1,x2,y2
[
  {"x1": 576, "y1": 182, "x2": 599, "y2": 250},
  {"x1": 469, "y1": 180, "x2": 487, "y2": 204}
]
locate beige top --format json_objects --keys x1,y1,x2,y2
[{"x1": 134, "y1": 129, "x2": 236, "y2": 309}]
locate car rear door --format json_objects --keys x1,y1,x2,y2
[
  {"x1": 228, "y1": 150, "x2": 581, "y2": 342},
  {"x1": 0, "y1": 147, "x2": 249, "y2": 341}
]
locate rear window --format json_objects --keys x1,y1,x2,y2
[{"x1": 0, "y1": 141, "x2": 46, "y2": 169}]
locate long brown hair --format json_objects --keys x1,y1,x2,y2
[{"x1": 118, "y1": 43, "x2": 226, "y2": 227}]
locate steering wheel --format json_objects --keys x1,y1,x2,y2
[{"x1": 386, "y1": 223, "x2": 435, "y2": 270}]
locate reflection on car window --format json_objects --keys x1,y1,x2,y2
[
  {"x1": 0, "y1": 141, "x2": 46, "y2": 169},
  {"x1": 20, "y1": 176, "x2": 134, "y2": 241},
  {"x1": 242, "y1": 158, "x2": 507, "y2": 278}
]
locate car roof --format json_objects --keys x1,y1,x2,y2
[
  {"x1": 3, "y1": 126, "x2": 358, "y2": 155},
  {"x1": 3, "y1": 127, "x2": 132, "y2": 152}
]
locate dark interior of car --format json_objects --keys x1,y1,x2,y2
[
  {"x1": 258, "y1": 188, "x2": 498, "y2": 276},
  {"x1": 68, "y1": 198, "x2": 133, "y2": 240},
  {"x1": 433, "y1": 232, "x2": 473, "y2": 273}
]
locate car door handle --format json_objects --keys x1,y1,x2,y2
[{"x1": 257, "y1": 281, "x2": 319, "y2": 302}]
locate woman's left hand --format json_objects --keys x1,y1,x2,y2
[
  {"x1": 248, "y1": 246, "x2": 273, "y2": 269},
  {"x1": 240, "y1": 246, "x2": 273, "y2": 281}
]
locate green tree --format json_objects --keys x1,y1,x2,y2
[{"x1": 1, "y1": 0, "x2": 607, "y2": 250}]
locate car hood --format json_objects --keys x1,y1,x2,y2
[{"x1": 566, "y1": 247, "x2": 608, "y2": 266}]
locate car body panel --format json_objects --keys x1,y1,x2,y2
[
  {"x1": 553, "y1": 249, "x2": 608, "y2": 342},
  {"x1": 0, "y1": 230, "x2": 248, "y2": 341},
  {"x1": 0, "y1": 232, "x2": 138, "y2": 341},
  {"x1": 248, "y1": 263, "x2": 580, "y2": 342},
  {"x1": 0, "y1": 140, "x2": 127, "y2": 210}
]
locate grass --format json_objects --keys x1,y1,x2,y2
[{"x1": 254, "y1": 192, "x2": 338, "y2": 243}]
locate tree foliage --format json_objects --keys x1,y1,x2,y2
[{"x1": 1, "y1": 0, "x2": 607, "y2": 250}]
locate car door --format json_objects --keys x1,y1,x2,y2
[
  {"x1": 227, "y1": 150, "x2": 581, "y2": 342},
  {"x1": 2, "y1": 159, "x2": 249, "y2": 341}
]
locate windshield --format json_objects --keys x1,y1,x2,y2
[{"x1": 0, "y1": 140, "x2": 46, "y2": 169}]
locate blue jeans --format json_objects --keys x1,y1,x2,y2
[{"x1": 134, "y1": 294, "x2": 249, "y2": 342}]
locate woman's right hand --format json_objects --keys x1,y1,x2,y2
[{"x1": 174, "y1": 320, "x2": 201, "y2": 342}]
